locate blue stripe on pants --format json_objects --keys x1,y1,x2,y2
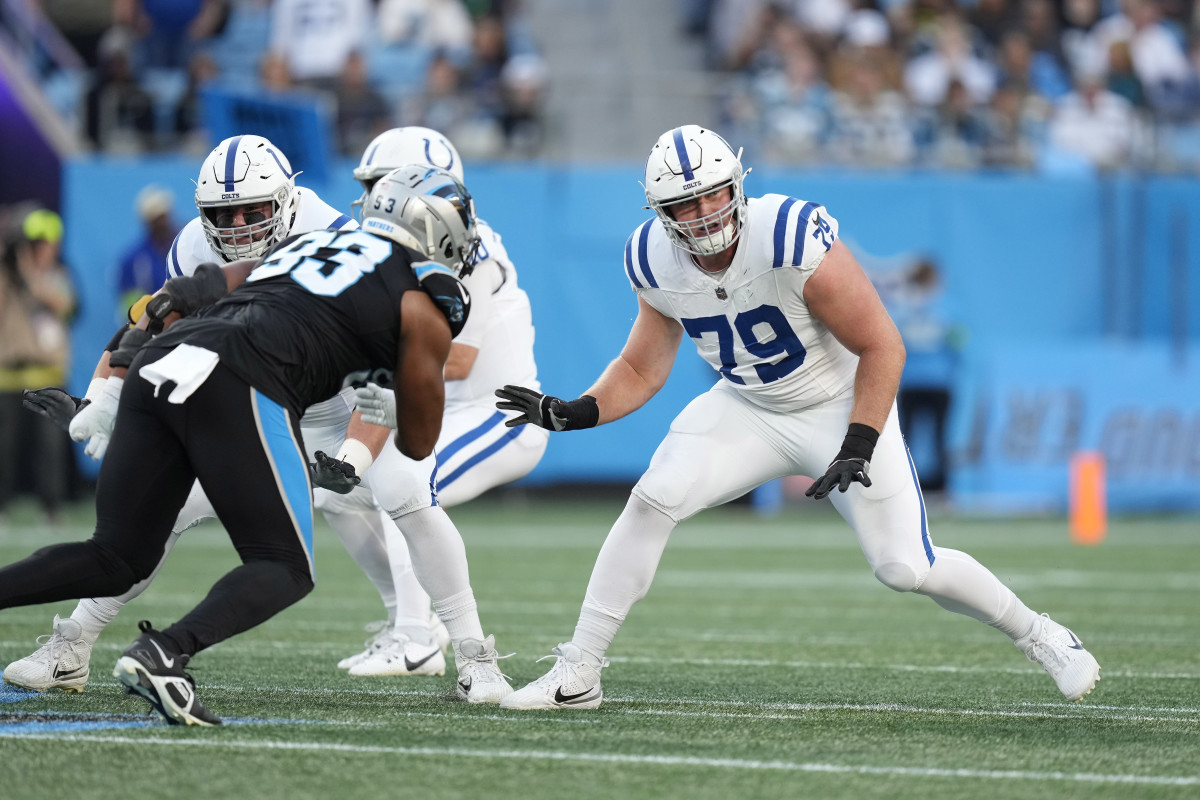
[{"x1": 251, "y1": 390, "x2": 314, "y2": 575}]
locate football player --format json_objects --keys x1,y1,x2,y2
[
  {"x1": 4, "y1": 135, "x2": 372, "y2": 691},
  {"x1": 0, "y1": 169, "x2": 513, "y2": 725},
  {"x1": 495, "y1": 125, "x2": 1101, "y2": 710},
  {"x1": 311, "y1": 127, "x2": 547, "y2": 677}
]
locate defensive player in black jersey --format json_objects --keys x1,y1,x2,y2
[{"x1": 0, "y1": 168, "x2": 510, "y2": 725}]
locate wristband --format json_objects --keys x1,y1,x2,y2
[
  {"x1": 84, "y1": 377, "x2": 109, "y2": 403},
  {"x1": 837, "y1": 422, "x2": 880, "y2": 462},
  {"x1": 564, "y1": 395, "x2": 600, "y2": 430},
  {"x1": 335, "y1": 438, "x2": 375, "y2": 476}
]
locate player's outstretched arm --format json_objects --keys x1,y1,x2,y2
[
  {"x1": 802, "y1": 240, "x2": 905, "y2": 498},
  {"x1": 393, "y1": 289, "x2": 452, "y2": 459},
  {"x1": 496, "y1": 296, "x2": 682, "y2": 431}
]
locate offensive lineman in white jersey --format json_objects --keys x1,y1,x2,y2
[
  {"x1": 4, "y1": 135, "x2": 358, "y2": 692},
  {"x1": 496, "y1": 125, "x2": 1101, "y2": 710},
  {"x1": 308, "y1": 127, "x2": 546, "y2": 677}
]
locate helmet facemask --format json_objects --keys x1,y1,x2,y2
[
  {"x1": 194, "y1": 135, "x2": 298, "y2": 261},
  {"x1": 643, "y1": 125, "x2": 749, "y2": 257}
]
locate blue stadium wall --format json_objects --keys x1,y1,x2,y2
[{"x1": 63, "y1": 159, "x2": 1200, "y2": 513}]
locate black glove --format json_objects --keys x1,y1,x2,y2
[
  {"x1": 108, "y1": 327, "x2": 152, "y2": 369},
  {"x1": 309, "y1": 450, "x2": 361, "y2": 494},
  {"x1": 806, "y1": 423, "x2": 879, "y2": 500},
  {"x1": 22, "y1": 387, "x2": 83, "y2": 432},
  {"x1": 146, "y1": 262, "x2": 228, "y2": 321},
  {"x1": 495, "y1": 385, "x2": 599, "y2": 431}
]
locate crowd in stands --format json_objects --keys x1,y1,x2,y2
[
  {"x1": 27, "y1": 0, "x2": 547, "y2": 159},
  {"x1": 693, "y1": 0, "x2": 1200, "y2": 171}
]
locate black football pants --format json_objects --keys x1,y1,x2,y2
[{"x1": 0, "y1": 354, "x2": 315, "y2": 656}]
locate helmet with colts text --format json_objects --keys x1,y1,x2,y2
[
  {"x1": 360, "y1": 165, "x2": 481, "y2": 278},
  {"x1": 643, "y1": 125, "x2": 749, "y2": 257},
  {"x1": 194, "y1": 134, "x2": 299, "y2": 261}
]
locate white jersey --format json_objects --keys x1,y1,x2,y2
[
  {"x1": 626, "y1": 194, "x2": 858, "y2": 413},
  {"x1": 162, "y1": 186, "x2": 358, "y2": 425},
  {"x1": 447, "y1": 219, "x2": 538, "y2": 408},
  {"x1": 165, "y1": 187, "x2": 356, "y2": 280}
]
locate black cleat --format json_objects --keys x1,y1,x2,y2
[{"x1": 112, "y1": 620, "x2": 222, "y2": 726}]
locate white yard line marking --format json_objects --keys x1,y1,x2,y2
[{"x1": 0, "y1": 733, "x2": 1195, "y2": 786}]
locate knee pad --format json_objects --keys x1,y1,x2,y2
[{"x1": 873, "y1": 561, "x2": 925, "y2": 593}]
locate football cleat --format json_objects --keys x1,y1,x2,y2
[
  {"x1": 112, "y1": 620, "x2": 221, "y2": 726},
  {"x1": 1016, "y1": 613, "x2": 1101, "y2": 702},
  {"x1": 349, "y1": 634, "x2": 446, "y2": 677},
  {"x1": 337, "y1": 620, "x2": 394, "y2": 670},
  {"x1": 500, "y1": 642, "x2": 607, "y2": 710},
  {"x1": 3, "y1": 615, "x2": 92, "y2": 693},
  {"x1": 454, "y1": 635, "x2": 514, "y2": 704}
]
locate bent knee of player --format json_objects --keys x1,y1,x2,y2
[{"x1": 873, "y1": 560, "x2": 928, "y2": 593}]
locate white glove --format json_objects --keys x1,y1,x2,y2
[
  {"x1": 353, "y1": 382, "x2": 397, "y2": 429},
  {"x1": 69, "y1": 376, "x2": 123, "y2": 460}
]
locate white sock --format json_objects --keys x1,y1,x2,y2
[
  {"x1": 380, "y1": 510, "x2": 436, "y2": 643},
  {"x1": 323, "y1": 506, "x2": 397, "y2": 619},
  {"x1": 391, "y1": 506, "x2": 484, "y2": 646},
  {"x1": 570, "y1": 495, "x2": 676, "y2": 666},
  {"x1": 71, "y1": 530, "x2": 184, "y2": 647},
  {"x1": 916, "y1": 547, "x2": 1038, "y2": 640}
]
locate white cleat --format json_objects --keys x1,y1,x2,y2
[
  {"x1": 3, "y1": 615, "x2": 92, "y2": 693},
  {"x1": 454, "y1": 635, "x2": 514, "y2": 704},
  {"x1": 337, "y1": 621, "x2": 393, "y2": 670},
  {"x1": 500, "y1": 643, "x2": 606, "y2": 710},
  {"x1": 1016, "y1": 613, "x2": 1101, "y2": 702},
  {"x1": 349, "y1": 634, "x2": 446, "y2": 677}
]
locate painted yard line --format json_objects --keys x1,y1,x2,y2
[
  {"x1": 607, "y1": 705, "x2": 1197, "y2": 725},
  {"x1": 0, "y1": 733, "x2": 1195, "y2": 786},
  {"x1": 606, "y1": 654, "x2": 1200, "y2": 679},
  {"x1": 54, "y1": 680, "x2": 1200, "y2": 725}
]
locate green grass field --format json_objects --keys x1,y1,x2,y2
[{"x1": 0, "y1": 495, "x2": 1197, "y2": 799}]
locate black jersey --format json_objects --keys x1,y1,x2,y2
[{"x1": 148, "y1": 229, "x2": 422, "y2": 416}]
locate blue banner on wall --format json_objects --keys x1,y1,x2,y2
[{"x1": 199, "y1": 86, "x2": 333, "y2": 184}]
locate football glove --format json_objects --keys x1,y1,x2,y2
[
  {"x1": 22, "y1": 387, "x2": 83, "y2": 432},
  {"x1": 309, "y1": 450, "x2": 361, "y2": 494},
  {"x1": 69, "y1": 377, "x2": 124, "y2": 460},
  {"x1": 146, "y1": 262, "x2": 228, "y2": 321},
  {"x1": 353, "y1": 382, "x2": 396, "y2": 429},
  {"x1": 494, "y1": 385, "x2": 599, "y2": 431},
  {"x1": 806, "y1": 423, "x2": 880, "y2": 500}
]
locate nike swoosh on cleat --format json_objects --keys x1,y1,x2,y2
[
  {"x1": 554, "y1": 686, "x2": 599, "y2": 705},
  {"x1": 404, "y1": 650, "x2": 439, "y2": 672},
  {"x1": 458, "y1": 676, "x2": 472, "y2": 694},
  {"x1": 149, "y1": 640, "x2": 176, "y2": 668},
  {"x1": 52, "y1": 664, "x2": 87, "y2": 680},
  {"x1": 1067, "y1": 633, "x2": 1085, "y2": 651}
]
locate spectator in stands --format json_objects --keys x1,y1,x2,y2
[
  {"x1": 377, "y1": 0, "x2": 474, "y2": 64},
  {"x1": 115, "y1": 185, "x2": 177, "y2": 320},
  {"x1": 335, "y1": 52, "x2": 392, "y2": 157},
  {"x1": 0, "y1": 208, "x2": 77, "y2": 525},
  {"x1": 1049, "y1": 63, "x2": 1140, "y2": 169},
  {"x1": 996, "y1": 29, "x2": 1071, "y2": 102},
  {"x1": 173, "y1": 51, "x2": 220, "y2": 152},
  {"x1": 259, "y1": 51, "x2": 294, "y2": 94},
  {"x1": 977, "y1": 83, "x2": 1041, "y2": 168},
  {"x1": 754, "y1": 28, "x2": 834, "y2": 163},
  {"x1": 403, "y1": 51, "x2": 480, "y2": 148},
  {"x1": 498, "y1": 53, "x2": 547, "y2": 156},
  {"x1": 904, "y1": 15, "x2": 996, "y2": 107},
  {"x1": 115, "y1": 0, "x2": 229, "y2": 71},
  {"x1": 967, "y1": 0, "x2": 1018, "y2": 49},
  {"x1": 84, "y1": 27, "x2": 155, "y2": 152},
  {"x1": 269, "y1": 0, "x2": 369, "y2": 91},
  {"x1": 829, "y1": 57, "x2": 914, "y2": 166}
]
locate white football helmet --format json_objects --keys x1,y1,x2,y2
[
  {"x1": 194, "y1": 134, "x2": 299, "y2": 261},
  {"x1": 360, "y1": 165, "x2": 481, "y2": 277},
  {"x1": 643, "y1": 125, "x2": 749, "y2": 256},
  {"x1": 352, "y1": 127, "x2": 463, "y2": 220}
]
